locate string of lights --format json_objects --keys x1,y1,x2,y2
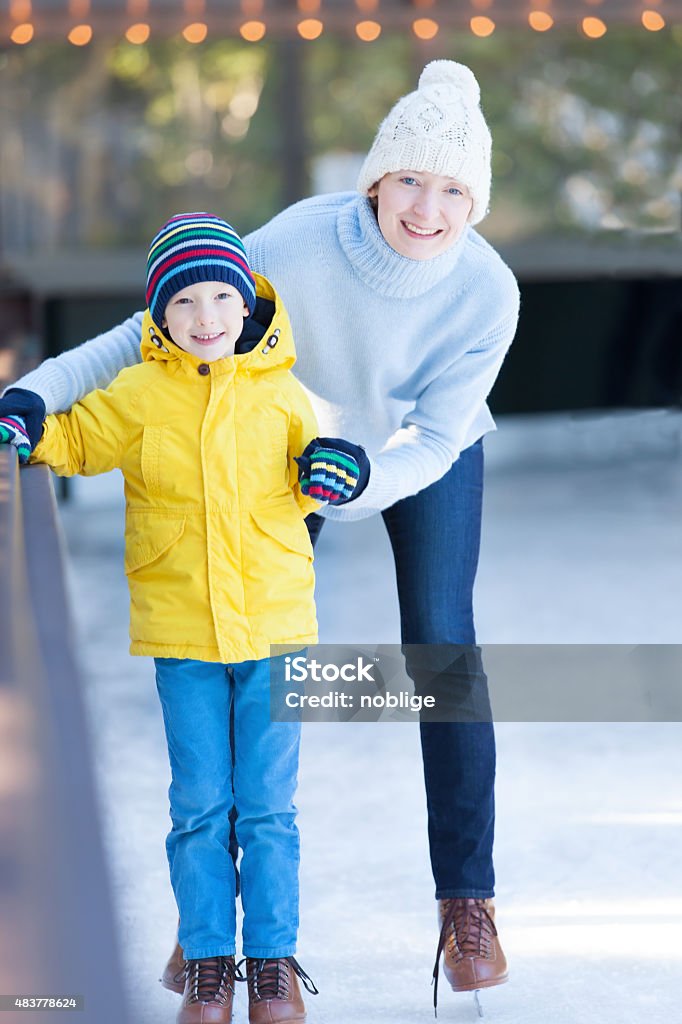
[{"x1": 3, "y1": 0, "x2": 679, "y2": 44}]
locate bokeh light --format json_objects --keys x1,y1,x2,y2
[
  {"x1": 529, "y1": 10, "x2": 554, "y2": 32},
  {"x1": 641, "y1": 10, "x2": 665, "y2": 31},
  {"x1": 297, "y1": 18, "x2": 324, "y2": 39},
  {"x1": 412, "y1": 18, "x2": 439, "y2": 40},
  {"x1": 10, "y1": 22, "x2": 33, "y2": 43},
  {"x1": 471, "y1": 15, "x2": 495, "y2": 36},
  {"x1": 239, "y1": 20, "x2": 266, "y2": 41},
  {"x1": 582, "y1": 16, "x2": 607, "y2": 38},
  {"x1": 355, "y1": 19, "x2": 381, "y2": 41},
  {"x1": 125, "y1": 22, "x2": 150, "y2": 43},
  {"x1": 68, "y1": 24, "x2": 93, "y2": 45},
  {"x1": 182, "y1": 22, "x2": 208, "y2": 43}
]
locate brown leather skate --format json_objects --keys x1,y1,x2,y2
[
  {"x1": 245, "y1": 957, "x2": 318, "y2": 1024},
  {"x1": 160, "y1": 933, "x2": 186, "y2": 995},
  {"x1": 433, "y1": 898, "x2": 508, "y2": 1010},
  {"x1": 177, "y1": 956, "x2": 242, "y2": 1024}
]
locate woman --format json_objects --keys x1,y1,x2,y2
[{"x1": 1, "y1": 60, "x2": 519, "y2": 1010}]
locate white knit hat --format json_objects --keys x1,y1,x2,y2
[{"x1": 356, "y1": 60, "x2": 492, "y2": 226}]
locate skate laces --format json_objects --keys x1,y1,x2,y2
[
  {"x1": 288, "y1": 957, "x2": 319, "y2": 995},
  {"x1": 186, "y1": 956, "x2": 243, "y2": 1004},
  {"x1": 432, "y1": 899, "x2": 497, "y2": 1015},
  {"x1": 243, "y1": 957, "x2": 319, "y2": 1001}
]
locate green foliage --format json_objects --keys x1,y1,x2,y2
[
  {"x1": 305, "y1": 35, "x2": 411, "y2": 153},
  {"x1": 0, "y1": 37, "x2": 276, "y2": 247},
  {"x1": 0, "y1": 26, "x2": 679, "y2": 251}
]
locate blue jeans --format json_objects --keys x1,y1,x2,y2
[
  {"x1": 154, "y1": 655, "x2": 301, "y2": 959},
  {"x1": 307, "y1": 438, "x2": 495, "y2": 899}
]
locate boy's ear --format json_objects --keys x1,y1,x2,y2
[{"x1": 243, "y1": 301, "x2": 250, "y2": 318}]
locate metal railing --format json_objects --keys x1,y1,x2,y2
[{"x1": 0, "y1": 444, "x2": 130, "y2": 1023}]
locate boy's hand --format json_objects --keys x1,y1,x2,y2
[
  {"x1": 0, "y1": 388, "x2": 46, "y2": 449},
  {"x1": 295, "y1": 437, "x2": 370, "y2": 505},
  {"x1": 0, "y1": 414, "x2": 31, "y2": 463}
]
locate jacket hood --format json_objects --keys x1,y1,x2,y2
[{"x1": 140, "y1": 272, "x2": 296, "y2": 377}]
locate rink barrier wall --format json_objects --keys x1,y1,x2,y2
[{"x1": 0, "y1": 445, "x2": 131, "y2": 1024}]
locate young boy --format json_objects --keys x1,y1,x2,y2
[{"x1": 24, "y1": 213, "x2": 368, "y2": 1024}]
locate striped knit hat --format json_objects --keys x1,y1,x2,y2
[{"x1": 146, "y1": 212, "x2": 257, "y2": 328}]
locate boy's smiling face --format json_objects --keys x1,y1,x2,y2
[{"x1": 162, "y1": 280, "x2": 250, "y2": 362}]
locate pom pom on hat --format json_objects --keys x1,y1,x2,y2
[
  {"x1": 356, "y1": 60, "x2": 492, "y2": 226},
  {"x1": 419, "y1": 60, "x2": 480, "y2": 104}
]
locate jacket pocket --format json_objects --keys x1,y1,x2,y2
[
  {"x1": 250, "y1": 503, "x2": 313, "y2": 559},
  {"x1": 125, "y1": 514, "x2": 186, "y2": 575}
]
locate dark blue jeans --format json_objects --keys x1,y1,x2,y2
[{"x1": 306, "y1": 438, "x2": 495, "y2": 898}]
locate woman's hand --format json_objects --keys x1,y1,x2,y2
[{"x1": 295, "y1": 437, "x2": 370, "y2": 505}]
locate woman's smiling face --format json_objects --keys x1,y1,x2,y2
[{"x1": 368, "y1": 170, "x2": 473, "y2": 260}]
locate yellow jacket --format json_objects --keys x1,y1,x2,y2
[{"x1": 32, "y1": 274, "x2": 320, "y2": 663}]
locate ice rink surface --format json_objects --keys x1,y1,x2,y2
[{"x1": 58, "y1": 411, "x2": 682, "y2": 1024}]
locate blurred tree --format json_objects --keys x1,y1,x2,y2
[
  {"x1": 0, "y1": 38, "x2": 275, "y2": 248},
  {"x1": 0, "y1": 26, "x2": 680, "y2": 252}
]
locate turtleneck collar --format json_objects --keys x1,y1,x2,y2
[{"x1": 336, "y1": 194, "x2": 468, "y2": 299}]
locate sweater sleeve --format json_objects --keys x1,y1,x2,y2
[
  {"x1": 30, "y1": 370, "x2": 141, "y2": 477},
  {"x1": 322, "y1": 285, "x2": 520, "y2": 520},
  {"x1": 243, "y1": 226, "x2": 272, "y2": 278},
  {"x1": 7, "y1": 311, "x2": 144, "y2": 415}
]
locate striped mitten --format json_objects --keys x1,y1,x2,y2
[
  {"x1": 296, "y1": 438, "x2": 368, "y2": 504},
  {"x1": 0, "y1": 414, "x2": 31, "y2": 464}
]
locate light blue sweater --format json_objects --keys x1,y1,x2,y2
[{"x1": 14, "y1": 193, "x2": 519, "y2": 521}]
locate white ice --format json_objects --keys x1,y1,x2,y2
[{"x1": 58, "y1": 410, "x2": 682, "y2": 1024}]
